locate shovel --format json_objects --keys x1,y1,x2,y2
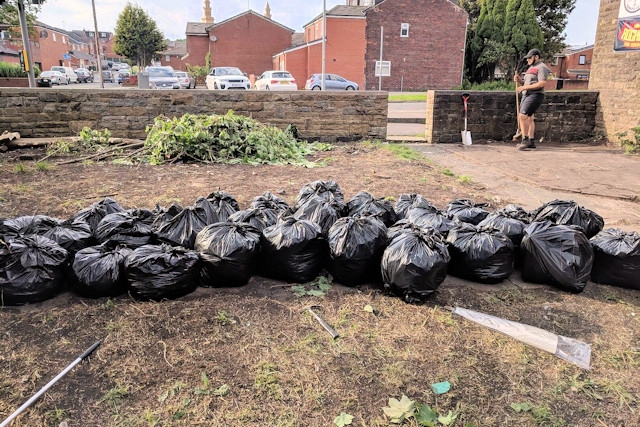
[
  {"x1": 461, "y1": 93, "x2": 472, "y2": 145},
  {"x1": 512, "y1": 82, "x2": 522, "y2": 141}
]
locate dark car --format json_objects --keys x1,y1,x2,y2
[
  {"x1": 75, "y1": 68, "x2": 94, "y2": 83},
  {"x1": 101, "y1": 70, "x2": 115, "y2": 83}
]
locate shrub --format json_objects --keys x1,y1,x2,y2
[
  {"x1": 616, "y1": 126, "x2": 640, "y2": 155},
  {"x1": 0, "y1": 61, "x2": 41, "y2": 78},
  {"x1": 454, "y1": 79, "x2": 515, "y2": 91}
]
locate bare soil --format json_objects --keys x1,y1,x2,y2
[{"x1": 0, "y1": 142, "x2": 639, "y2": 427}]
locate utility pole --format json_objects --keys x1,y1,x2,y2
[
  {"x1": 321, "y1": 0, "x2": 326, "y2": 90},
  {"x1": 17, "y1": 0, "x2": 36, "y2": 87},
  {"x1": 91, "y1": 0, "x2": 104, "y2": 88}
]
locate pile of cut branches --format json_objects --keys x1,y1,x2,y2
[{"x1": 144, "y1": 111, "x2": 330, "y2": 166}]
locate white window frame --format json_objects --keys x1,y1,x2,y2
[
  {"x1": 375, "y1": 60, "x2": 391, "y2": 76},
  {"x1": 165, "y1": 55, "x2": 170, "y2": 62},
  {"x1": 400, "y1": 23, "x2": 409, "y2": 38},
  {"x1": 578, "y1": 55, "x2": 586, "y2": 65},
  {"x1": 52, "y1": 33, "x2": 57, "y2": 42}
]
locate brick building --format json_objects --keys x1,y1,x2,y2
[{"x1": 547, "y1": 44, "x2": 593, "y2": 90}]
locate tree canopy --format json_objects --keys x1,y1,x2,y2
[
  {"x1": 0, "y1": 0, "x2": 43, "y2": 38},
  {"x1": 113, "y1": 2, "x2": 166, "y2": 67}
]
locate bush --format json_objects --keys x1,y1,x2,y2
[
  {"x1": 0, "y1": 61, "x2": 41, "y2": 78},
  {"x1": 615, "y1": 126, "x2": 640, "y2": 155},
  {"x1": 454, "y1": 79, "x2": 515, "y2": 91}
]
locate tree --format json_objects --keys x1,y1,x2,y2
[
  {"x1": 503, "y1": 0, "x2": 545, "y2": 76},
  {"x1": 533, "y1": 0, "x2": 576, "y2": 58},
  {"x1": 472, "y1": 0, "x2": 509, "y2": 82},
  {"x1": 113, "y1": 2, "x2": 166, "y2": 68},
  {"x1": 0, "y1": 0, "x2": 43, "y2": 38}
]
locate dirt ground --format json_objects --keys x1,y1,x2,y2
[{"x1": 0, "y1": 141, "x2": 639, "y2": 427}]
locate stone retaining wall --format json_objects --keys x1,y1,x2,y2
[
  {"x1": 425, "y1": 90, "x2": 598, "y2": 143},
  {"x1": 0, "y1": 89, "x2": 389, "y2": 142}
]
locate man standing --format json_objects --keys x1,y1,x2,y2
[{"x1": 514, "y1": 49, "x2": 550, "y2": 150}]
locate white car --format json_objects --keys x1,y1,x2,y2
[
  {"x1": 253, "y1": 70, "x2": 297, "y2": 91},
  {"x1": 50, "y1": 66, "x2": 78, "y2": 84},
  {"x1": 144, "y1": 66, "x2": 180, "y2": 89},
  {"x1": 205, "y1": 67, "x2": 251, "y2": 90},
  {"x1": 37, "y1": 70, "x2": 67, "y2": 87}
]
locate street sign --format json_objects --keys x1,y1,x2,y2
[{"x1": 63, "y1": 53, "x2": 71, "y2": 60}]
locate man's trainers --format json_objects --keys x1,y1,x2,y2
[{"x1": 517, "y1": 137, "x2": 536, "y2": 150}]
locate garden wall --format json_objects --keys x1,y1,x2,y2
[
  {"x1": 0, "y1": 89, "x2": 389, "y2": 142},
  {"x1": 425, "y1": 90, "x2": 598, "y2": 143}
]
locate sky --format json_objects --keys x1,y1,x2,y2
[{"x1": 35, "y1": 0, "x2": 600, "y2": 47}]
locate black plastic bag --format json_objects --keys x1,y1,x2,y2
[
  {"x1": 42, "y1": 217, "x2": 95, "y2": 255},
  {"x1": 229, "y1": 208, "x2": 281, "y2": 232},
  {"x1": 196, "y1": 191, "x2": 240, "y2": 224},
  {"x1": 590, "y1": 228, "x2": 640, "y2": 290},
  {"x1": 154, "y1": 205, "x2": 209, "y2": 249},
  {"x1": 95, "y1": 209, "x2": 155, "y2": 247},
  {"x1": 405, "y1": 209, "x2": 460, "y2": 237},
  {"x1": 521, "y1": 221, "x2": 593, "y2": 293},
  {"x1": 446, "y1": 223, "x2": 514, "y2": 283},
  {"x1": 0, "y1": 235, "x2": 68, "y2": 305},
  {"x1": 294, "y1": 179, "x2": 345, "y2": 211},
  {"x1": 152, "y1": 203, "x2": 183, "y2": 226},
  {"x1": 260, "y1": 217, "x2": 327, "y2": 283},
  {"x1": 478, "y1": 205, "x2": 529, "y2": 246},
  {"x1": 446, "y1": 199, "x2": 490, "y2": 225},
  {"x1": 250, "y1": 191, "x2": 292, "y2": 215},
  {"x1": 347, "y1": 191, "x2": 398, "y2": 226},
  {"x1": 381, "y1": 224, "x2": 450, "y2": 303},
  {"x1": 70, "y1": 197, "x2": 124, "y2": 236},
  {"x1": 394, "y1": 194, "x2": 436, "y2": 220},
  {"x1": 125, "y1": 244, "x2": 201, "y2": 301},
  {"x1": 0, "y1": 215, "x2": 57, "y2": 241},
  {"x1": 70, "y1": 243, "x2": 133, "y2": 298},
  {"x1": 326, "y1": 216, "x2": 388, "y2": 286},
  {"x1": 293, "y1": 195, "x2": 344, "y2": 236},
  {"x1": 195, "y1": 222, "x2": 262, "y2": 287},
  {"x1": 532, "y1": 199, "x2": 604, "y2": 238}
]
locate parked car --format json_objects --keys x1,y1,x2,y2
[
  {"x1": 174, "y1": 71, "x2": 196, "y2": 89},
  {"x1": 145, "y1": 66, "x2": 180, "y2": 89},
  {"x1": 304, "y1": 73, "x2": 359, "y2": 91},
  {"x1": 75, "y1": 68, "x2": 94, "y2": 83},
  {"x1": 253, "y1": 70, "x2": 297, "y2": 91},
  {"x1": 117, "y1": 70, "x2": 130, "y2": 84},
  {"x1": 205, "y1": 67, "x2": 251, "y2": 90},
  {"x1": 37, "y1": 70, "x2": 67, "y2": 87},
  {"x1": 50, "y1": 66, "x2": 79, "y2": 84},
  {"x1": 101, "y1": 70, "x2": 115, "y2": 83}
]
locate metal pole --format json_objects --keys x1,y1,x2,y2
[
  {"x1": 91, "y1": 0, "x2": 104, "y2": 89},
  {"x1": 0, "y1": 340, "x2": 102, "y2": 427},
  {"x1": 17, "y1": 0, "x2": 35, "y2": 87},
  {"x1": 321, "y1": 0, "x2": 326, "y2": 90},
  {"x1": 378, "y1": 26, "x2": 383, "y2": 91},
  {"x1": 461, "y1": 19, "x2": 468, "y2": 86}
]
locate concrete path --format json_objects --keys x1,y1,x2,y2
[{"x1": 407, "y1": 142, "x2": 640, "y2": 232}]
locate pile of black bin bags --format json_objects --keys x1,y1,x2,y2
[{"x1": 1, "y1": 182, "x2": 639, "y2": 305}]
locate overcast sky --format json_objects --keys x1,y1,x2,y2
[{"x1": 36, "y1": 0, "x2": 600, "y2": 47}]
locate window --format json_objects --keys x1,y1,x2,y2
[
  {"x1": 62, "y1": 36, "x2": 66, "y2": 44},
  {"x1": 552, "y1": 57, "x2": 559, "y2": 66},
  {"x1": 578, "y1": 55, "x2": 586, "y2": 65},
  {"x1": 375, "y1": 61, "x2": 391, "y2": 76},
  {"x1": 52, "y1": 33, "x2": 57, "y2": 42},
  {"x1": 401, "y1": 23, "x2": 409, "y2": 37},
  {"x1": 165, "y1": 55, "x2": 170, "y2": 62}
]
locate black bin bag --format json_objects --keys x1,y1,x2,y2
[
  {"x1": 293, "y1": 194, "x2": 344, "y2": 236},
  {"x1": 70, "y1": 243, "x2": 133, "y2": 298},
  {"x1": 521, "y1": 221, "x2": 593, "y2": 293},
  {"x1": 195, "y1": 222, "x2": 262, "y2": 288},
  {"x1": 96, "y1": 209, "x2": 155, "y2": 248},
  {"x1": 347, "y1": 191, "x2": 398, "y2": 227},
  {"x1": 197, "y1": 191, "x2": 240, "y2": 224},
  {"x1": 154, "y1": 205, "x2": 209, "y2": 249},
  {"x1": 124, "y1": 244, "x2": 201, "y2": 301},
  {"x1": 326, "y1": 216, "x2": 388, "y2": 286},
  {"x1": 446, "y1": 199, "x2": 490, "y2": 225},
  {"x1": 394, "y1": 194, "x2": 436, "y2": 220},
  {"x1": 532, "y1": 199, "x2": 604, "y2": 238},
  {"x1": 446, "y1": 223, "x2": 514, "y2": 284},
  {"x1": 259, "y1": 217, "x2": 327, "y2": 283},
  {"x1": 0, "y1": 215, "x2": 57, "y2": 241},
  {"x1": 294, "y1": 179, "x2": 345, "y2": 211},
  {"x1": 590, "y1": 228, "x2": 640, "y2": 290},
  {"x1": 250, "y1": 191, "x2": 292, "y2": 215},
  {"x1": 42, "y1": 217, "x2": 95, "y2": 255},
  {"x1": 478, "y1": 204, "x2": 529, "y2": 246},
  {"x1": 381, "y1": 223, "x2": 450, "y2": 303},
  {"x1": 229, "y1": 208, "x2": 281, "y2": 233},
  {"x1": 70, "y1": 197, "x2": 124, "y2": 236},
  {"x1": 0, "y1": 235, "x2": 68, "y2": 305},
  {"x1": 406, "y1": 208, "x2": 460, "y2": 238}
]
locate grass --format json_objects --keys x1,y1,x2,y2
[{"x1": 389, "y1": 93, "x2": 428, "y2": 102}]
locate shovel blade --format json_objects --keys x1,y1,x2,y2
[{"x1": 462, "y1": 131, "x2": 472, "y2": 145}]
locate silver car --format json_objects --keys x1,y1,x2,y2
[
  {"x1": 145, "y1": 66, "x2": 180, "y2": 89},
  {"x1": 304, "y1": 73, "x2": 359, "y2": 91}
]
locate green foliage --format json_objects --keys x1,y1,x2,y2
[
  {"x1": 144, "y1": 111, "x2": 330, "y2": 166},
  {"x1": 382, "y1": 394, "x2": 416, "y2": 423},
  {"x1": 79, "y1": 126, "x2": 111, "y2": 147},
  {"x1": 333, "y1": 412, "x2": 354, "y2": 426},
  {"x1": 382, "y1": 395, "x2": 460, "y2": 426},
  {"x1": 510, "y1": 402, "x2": 532, "y2": 412},
  {"x1": 388, "y1": 93, "x2": 428, "y2": 102},
  {"x1": 455, "y1": 80, "x2": 516, "y2": 91},
  {"x1": 205, "y1": 51, "x2": 211, "y2": 70},
  {"x1": 503, "y1": 0, "x2": 545, "y2": 74},
  {"x1": 12, "y1": 163, "x2": 26, "y2": 173},
  {"x1": 0, "y1": 61, "x2": 40, "y2": 78},
  {"x1": 0, "y1": 1, "x2": 42, "y2": 38},
  {"x1": 113, "y1": 2, "x2": 166, "y2": 67},
  {"x1": 615, "y1": 126, "x2": 640, "y2": 155},
  {"x1": 290, "y1": 275, "x2": 333, "y2": 298},
  {"x1": 185, "y1": 64, "x2": 209, "y2": 84}
]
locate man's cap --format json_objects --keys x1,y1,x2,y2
[{"x1": 524, "y1": 49, "x2": 541, "y2": 59}]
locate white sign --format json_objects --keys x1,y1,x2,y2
[{"x1": 375, "y1": 61, "x2": 391, "y2": 77}]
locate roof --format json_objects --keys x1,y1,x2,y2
[
  {"x1": 185, "y1": 22, "x2": 209, "y2": 35},
  {"x1": 304, "y1": 5, "x2": 366, "y2": 28},
  {"x1": 71, "y1": 51, "x2": 96, "y2": 61},
  {"x1": 290, "y1": 33, "x2": 305, "y2": 47},
  {"x1": 0, "y1": 45, "x2": 20, "y2": 56},
  {"x1": 554, "y1": 44, "x2": 594, "y2": 57},
  {"x1": 207, "y1": 10, "x2": 294, "y2": 33}
]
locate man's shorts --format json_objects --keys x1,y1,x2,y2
[{"x1": 520, "y1": 92, "x2": 544, "y2": 116}]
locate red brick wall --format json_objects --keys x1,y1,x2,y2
[
  {"x1": 548, "y1": 47, "x2": 593, "y2": 80},
  {"x1": 208, "y1": 13, "x2": 293, "y2": 77},
  {"x1": 36, "y1": 27, "x2": 75, "y2": 70},
  {"x1": 185, "y1": 35, "x2": 210, "y2": 68},
  {"x1": 160, "y1": 54, "x2": 189, "y2": 71},
  {"x1": 364, "y1": 0, "x2": 467, "y2": 91},
  {"x1": 273, "y1": 46, "x2": 308, "y2": 89},
  {"x1": 323, "y1": 17, "x2": 367, "y2": 88}
]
